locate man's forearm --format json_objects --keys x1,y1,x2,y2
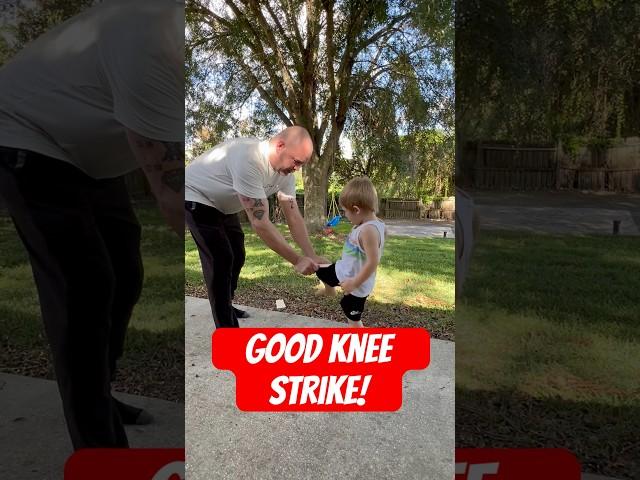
[
  {"x1": 286, "y1": 211, "x2": 316, "y2": 257},
  {"x1": 126, "y1": 130, "x2": 184, "y2": 236},
  {"x1": 253, "y1": 221, "x2": 302, "y2": 265}
]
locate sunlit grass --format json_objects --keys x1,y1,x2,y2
[
  {"x1": 0, "y1": 205, "x2": 183, "y2": 351},
  {"x1": 457, "y1": 231, "x2": 640, "y2": 407},
  {"x1": 185, "y1": 220, "x2": 455, "y2": 332}
]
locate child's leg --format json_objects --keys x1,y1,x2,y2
[
  {"x1": 315, "y1": 263, "x2": 339, "y2": 296},
  {"x1": 316, "y1": 283, "x2": 337, "y2": 296},
  {"x1": 314, "y1": 283, "x2": 336, "y2": 297},
  {"x1": 340, "y1": 294, "x2": 368, "y2": 327}
]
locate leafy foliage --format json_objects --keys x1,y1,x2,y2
[
  {"x1": 0, "y1": 0, "x2": 93, "y2": 66},
  {"x1": 186, "y1": 0, "x2": 454, "y2": 227},
  {"x1": 457, "y1": 0, "x2": 640, "y2": 144},
  {"x1": 335, "y1": 128, "x2": 453, "y2": 201}
]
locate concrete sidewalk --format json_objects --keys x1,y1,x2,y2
[
  {"x1": 0, "y1": 373, "x2": 184, "y2": 479},
  {"x1": 185, "y1": 296, "x2": 455, "y2": 480}
]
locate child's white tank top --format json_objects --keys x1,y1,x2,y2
[{"x1": 335, "y1": 219, "x2": 386, "y2": 298}]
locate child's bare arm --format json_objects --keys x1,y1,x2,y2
[{"x1": 340, "y1": 225, "x2": 380, "y2": 294}]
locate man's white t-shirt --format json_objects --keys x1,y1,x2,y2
[
  {"x1": 185, "y1": 138, "x2": 296, "y2": 214},
  {"x1": 0, "y1": 0, "x2": 184, "y2": 179}
]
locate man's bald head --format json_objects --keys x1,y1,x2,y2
[{"x1": 269, "y1": 126, "x2": 314, "y2": 175}]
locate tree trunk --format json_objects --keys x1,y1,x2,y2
[{"x1": 303, "y1": 150, "x2": 330, "y2": 232}]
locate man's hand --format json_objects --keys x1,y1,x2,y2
[
  {"x1": 295, "y1": 256, "x2": 319, "y2": 275},
  {"x1": 340, "y1": 278, "x2": 358, "y2": 295}
]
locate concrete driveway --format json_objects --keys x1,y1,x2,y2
[
  {"x1": 470, "y1": 190, "x2": 640, "y2": 235},
  {"x1": 0, "y1": 374, "x2": 184, "y2": 479},
  {"x1": 185, "y1": 296, "x2": 454, "y2": 480},
  {"x1": 382, "y1": 219, "x2": 455, "y2": 238}
]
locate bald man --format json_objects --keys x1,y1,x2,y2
[
  {"x1": 0, "y1": 1, "x2": 183, "y2": 449},
  {"x1": 185, "y1": 126, "x2": 327, "y2": 328}
]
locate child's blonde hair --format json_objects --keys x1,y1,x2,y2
[{"x1": 339, "y1": 177, "x2": 378, "y2": 213}]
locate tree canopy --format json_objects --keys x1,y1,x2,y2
[
  {"x1": 0, "y1": 0, "x2": 93, "y2": 66},
  {"x1": 186, "y1": 0, "x2": 454, "y2": 229},
  {"x1": 457, "y1": 0, "x2": 640, "y2": 145}
]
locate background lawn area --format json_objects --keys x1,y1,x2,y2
[
  {"x1": 0, "y1": 204, "x2": 184, "y2": 401},
  {"x1": 185, "y1": 221, "x2": 455, "y2": 339},
  {"x1": 456, "y1": 230, "x2": 640, "y2": 478}
]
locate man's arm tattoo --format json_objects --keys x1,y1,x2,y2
[
  {"x1": 239, "y1": 195, "x2": 267, "y2": 221},
  {"x1": 159, "y1": 142, "x2": 184, "y2": 192},
  {"x1": 162, "y1": 142, "x2": 183, "y2": 163},
  {"x1": 161, "y1": 169, "x2": 184, "y2": 193}
]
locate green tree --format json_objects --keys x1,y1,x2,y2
[
  {"x1": 457, "y1": 0, "x2": 640, "y2": 144},
  {"x1": 0, "y1": 0, "x2": 93, "y2": 66},
  {"x1": 186, "y1": 0, "x2": 453, "y2": 230},
  {"x1": 0, "y1": 34, "x2": 10, "y2": 65}
]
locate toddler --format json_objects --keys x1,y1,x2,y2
[{"x1": 316, "y1": 177, "x2": 386, "y2": 327}]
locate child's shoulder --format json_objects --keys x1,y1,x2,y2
[{"x1": 359, "y1": 220, "x2": 386, "y2": 242}]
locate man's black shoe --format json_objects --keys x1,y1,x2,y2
[
  {"x1": 233, "y1": 306, "x2": 250, "y2": 319},
  {"x1": 114, "y1": 398, "x2": 154, "y2": 425}
]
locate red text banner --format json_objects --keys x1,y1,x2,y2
[
  {"x1": 211, "y1": 328, "x2": 430, "y2": 412},
  {"x1": 65, "y1": 448, "x2": 184, "y2": 479},
  {"x1": 455, "y1": 448, "x2": 581, "y2": 479}
]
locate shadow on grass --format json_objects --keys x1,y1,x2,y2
[
  {"x1": 0, "y1": 205, "x2": 184, "y2": 401},
  {"x1": 456, "y1": 387, "x2": 640, "y2": 479},
  {"x1": 458, "y1": 230, "x2": 640, "y2": 477}
]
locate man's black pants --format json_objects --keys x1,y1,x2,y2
[
  {"x1": 0, "y1": 148, "x2": 143, "y2": 449},
  {"x1": 185, "y1": 201, "x2": 245, "y2": 328}
]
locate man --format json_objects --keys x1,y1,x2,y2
[
  {"x1": 185, "y1": 126, "x2": 328, "y2": 328},
  {"x1": 0, "y1": 1, "x2": 184, "y2": 449}
]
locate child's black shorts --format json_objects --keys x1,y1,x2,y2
[{"x1": 316, "y1": 264, "x2": 368, "y2": 322}]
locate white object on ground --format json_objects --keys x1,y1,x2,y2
[{"x1": 276, "y1": 299, "x2": 286, "y2": 310}]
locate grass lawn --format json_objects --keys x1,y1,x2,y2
[
  {"x1": 185, "y1": 221, "x2": 455, "y2": 339},
  {"x1": 456, "y1": 230, "x2": 640, "y2": 478},
  {"x1": 0, "y1": 203, "x2": 184, "y2": 401}
]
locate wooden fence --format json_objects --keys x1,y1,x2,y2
[
  {"x1": 470, "y1": 140, "x2": 640, "y2": 192},
  {"x1": 473, "y1": 144, "x2": 557, "y2": 190},
  {"x1": 238, "y1": 194, "x2": 453, "y2": 223},
  {"x1": 559, "y1": 168, "x2": 640, "y2": 192},
  {"x1": 380, "y1": 199, "x2": 421, "y2": 219},
  {"x1": 379, "y1": 198, "x2": 454, "y2": 220}
]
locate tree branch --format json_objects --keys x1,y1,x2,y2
[
  {"x1": 235, "y1": 59, "x2": 293, "y2": 126},
  {"x1": 243, "y1": 0, "x2": 301, "y2": 117},
  {"x1": 263, "y1": 1, "x2": 304, "y2": 77},
  {"x1": 222, "y1": 0, "x2": 293, "y2": 112}
]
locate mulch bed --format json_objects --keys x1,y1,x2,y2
[
  {"x1": 185, "y1": 284, "x2": 455, "y2": 341},
  {"x1": 457, "y1": 389, "x2": 640, "y2": 479},
  {"x1": 1, "y1": 340, "x2": 184, "y2": 403}
]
